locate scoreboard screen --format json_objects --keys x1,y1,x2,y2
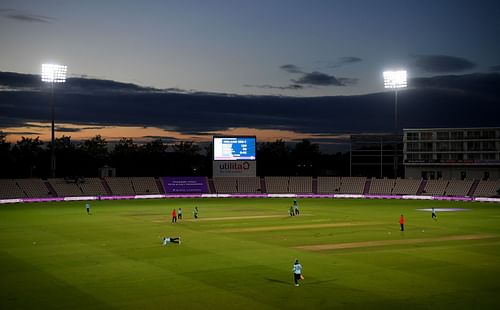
[{"x1": 213, "y1": 136, "x2": 256, "y2": 161}]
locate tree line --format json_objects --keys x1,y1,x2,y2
[{"x1": 0, "y1": 134, "x2": 349, "y2": 178}]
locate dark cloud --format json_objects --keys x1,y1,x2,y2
[
  {"x1": 326, "y1": 57, "x2": 363, "y2": 68},
  {"x1": 292, "y1": 71, "x2": 357, "y2": 86},
  {"x1": 338, "y1": 56, "x2": 363, "y2": 64},
  {"x1": 413, "y1": 54, "x2": 476, "y2": 73},
  {"x1": 411, "y1": 73, "x2": 500, "y2": 98},
  {"x1": 280, "y1": 64, "x2": 303, "y2": 74},
  {"x1": 1, "y1": 9, "x2": 54, "y2": 23},
  {"x1": 490, "y1": 65, "x2": 500, "y2": 72},
  {"x1": 0, "y1": 71, "x2": 499, "y2": 139},
  {"x1": 244, "y1": 84, "x2": 304, "y2": 90}
]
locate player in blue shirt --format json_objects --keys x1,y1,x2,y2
[{"x1": 293, "y1": 259, "x2": 303, "y2": 286}]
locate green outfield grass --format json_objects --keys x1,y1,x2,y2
[{"x1": 1, "y1": 198, "x2": 500, "y2": 309}]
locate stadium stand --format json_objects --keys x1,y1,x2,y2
[
  {"x1": 130, "y1": 177, "x2": 161, "y2": 195},
  {"x1": 0, "y1": 179, "x2": 26, "y2": 199},
  {"x1": 339, "y1": 177, "x2": 366, "y2": 194},
  {"x1": 422, "y1": 179, "x2": 449, "y2": 196},
  {"x1": 78, "y1": 178, "x2": 109, "y2": 196},
  {"x1": 213, "y1": 177, "x2": 238, "y2": 193},
  {"x1": 15, "y1": 179, "x2": 52, "y2": 198},
  {"x1": 445, "y1": 179, "x2": 474, "y2": 196},
  {"x1": 289, "y1": 176, "x2": 313, "y2": 193},
  {"x1": 316, "y1": 176, "x2": 341, "y2": 193},
  {"x1": 48, "y1": 178, "x2": 84, "y2": 197},
  {"x1": 237, "y1": 177, "x2": 261, "y2": 193},
  {"x1": 264, "y1": 176, "x2": 289, "y2": 193},
  {"x1": 369, "y1": 178, "x2": 396, "y2": 195},
  {"x1": 105, "y1": 177, "x2": 135, "y2": 195},
  {"x1": 472, "y1": 180, "x2": 500, "y2": 197},
  {"x1": 392, "y1": 178, "x2": 422, "y2": 195}
]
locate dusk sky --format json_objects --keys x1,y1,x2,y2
[{"x1": 1, "y1": 0, "x2": 499, "y2": 150}]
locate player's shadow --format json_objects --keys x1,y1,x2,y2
[{"x1": 264, "y1": 278, "x2": 291, "y2": 285}]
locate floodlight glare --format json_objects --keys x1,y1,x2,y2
[
  {"x1": 383, "y1": 70, "x2": 407, "y2": 89},
  {"x1": 41, "y1": 64, "x2": 67, "y2": 83}
]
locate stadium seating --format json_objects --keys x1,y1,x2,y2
[
  {"x1": 369, "y1": 178, "x2": 396, "y2": 195},
  {"x1": 422, "y1": 179, "x2": 449, "y2": 196},
  {"x1": 339, "y1": 177, "x2": 366, "y2": 194},
  {"x1": 15, "y1": 179, "x2": 52, "y2": 198},
  {"x1": 472, "y1": 180, "x2": 500, "y2": 197},
  {"x1": 213, "y1": 177, "x2": 238, "y2": 193},
  {"x1": 0, "y1": 179, "x2": 26, "y2": 199},
  {"x1": 445, "y1": 179, "x2": 474, "y2": 196},
  {"x1": 264, "y1": 176, "x2": 289, "y2": 193},
  {"x1": 316, "y1": 176, "x2": 342, "y2": 193},
  {"x1": 392, "y1": 178, "x2": 422, "y2": 195},
  {"x1": 130, "y1": 177, "x2": 161, "y2": 195},
  {"x1": 289, "y1": 176, "x2": 313, "y2": 193},
  {"x1": 78, "y1": 178, "x2": 109, "y2": 196},
  {"x1": 236, "y1": 177, "x2": 261, "y2": 193},
  {"x1": 48, "y1": 178, "x2": 84, "y2": 197},
  {"x1": 105, "y1": 177, "x2": 135, "y2": 195}
]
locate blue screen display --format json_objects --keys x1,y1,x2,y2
[{"x1": 213, "y1": 137, "x2": 256, "y2": 161}]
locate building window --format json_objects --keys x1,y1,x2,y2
[
  {"x1": 451, "y1": 131, "x2": 464, "y2": 140},
  {"x1": 468, "y1": 131, "x2": 481, "y2": 139},
  {"x1": 451, "y1": 142, "x2": 463, "y2": 151},
  {"x1": 407, "y1": 132, "x2": 419, "y2": 141},
  {"x1": 437, "y1": 142, "x2": 449, "y2": 151},
  {"x1": 407, "y1": 142, "x2": 420, "y2": 151},
  {"x1": 421, "y1": 132, "x2": 433, "y2": 140},
  {"x1": 467, "y1": 141, "x2": 481, "y2": 151},
  {"x1": 482, "y1": 141, "x2": 495, "y2": 151},
  {"x1": 483, "y1": 131, "x2": 496, "y2": 139},
  {"x1": 437, "y1": 132, "x2": 449, "y2": 140}
]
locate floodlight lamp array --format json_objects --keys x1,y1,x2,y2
[
  {"x1": 383, "y1": 70, "x2": 407, "y2": 89},
  {"x1": 41, "y1": 64, "x2": 67, "y2": 83}
]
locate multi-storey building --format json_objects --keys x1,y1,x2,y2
[{"x1": 404, "y1": 127, "x2": 500, "y2": 179}]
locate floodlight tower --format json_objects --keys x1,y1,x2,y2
[
  {"x1": 383, "y1": 70, "x2": 407, "y2": 132},
  {"x1": 383, "y1": 70, "x2": 407, "y2": 178},
  {"x1": 42, "y1": 64, "x2": 67, "y2": 178}
]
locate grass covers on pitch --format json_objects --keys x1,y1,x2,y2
[{"x1": 1, "y1": 198, "x2": 500, "y2": 309}]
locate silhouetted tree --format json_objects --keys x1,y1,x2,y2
[
  {"x1": 11, "y1": 137, "x2": 44, "y2": 178},
  {"x1": 110, "y1": 138, "x2": 139, "y2": 176},
  {"x1": 292, "y1": 139, "x2": 321, "y2": 176},
  {"x1": 79, "y1": 135, "x2": 109, "y2": 176},
  {"x1": 0, "y1": 134, "x2": 14, "y2": 178},
  {"x1": 257, "y1": 139, "x2": 292, "y2": 176}
]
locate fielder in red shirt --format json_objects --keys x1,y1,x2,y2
[
  {"x1": 399, "y1": 214, "x2": 405, "y2": 231},
  {"x1": 171, "y1": 208, "x2": 177, "y2": 223}
]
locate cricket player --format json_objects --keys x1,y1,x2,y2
[
  {"x1": 162, "y1": 237, "x2": 181, "y2": 246},
  {"x1": 432, "y1": 207, "x2": 437, "y2": 220},
  {"x1": 193, "y1": 206, "x2": 199, "y2": 219},
  {"x1": 85, "y1": 201, "x2": 90, "y2": 215},
  {"x1": 400, "y1": 214, "x2": 405, "y2": 231},
  {"x1": 178, "y1": 207, "x2": 183, "y2": 220},
  {"x1": 293, "y1": 259, "x2": 303, "y2": 286}
]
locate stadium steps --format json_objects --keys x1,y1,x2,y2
[
  {"x1": 208, "y1": 179, "x2": 216, "y2": 194},
  {"x1": 101, "y1": 179, "x2": 113, "y2": 195},
  {"x1": 44, "y1": 180, "x2": 57, "y2": 197},
  {"x1": 417, "y1": 180, "x2": 427, "y2": 195},
  {"x1": 363, "y1": 179, "x2": 371, "y2": 195},
  {"x1": 312, "y1": 177, "x2": 318, "y2": 194},
  {"x1": 260, "y1": 177, "x2": 267, "y2": 194},
  {"x1": 468, "y1": 179, "x2": 480, "y2": 197},
  {"x1": 155, "y1": 178, "x2": 165, "y2": 194}
]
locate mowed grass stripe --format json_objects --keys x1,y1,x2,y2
[
  {"x1": 209, "y1": 222, "x2": 380, "y2": 233},
  {"x1": 295, "y1": 234, "x2": 499, "y2": 251}
]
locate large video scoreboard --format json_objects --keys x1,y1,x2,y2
[{"x1": 213, "y1": 136, "x2": 256, "y2": 161}]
